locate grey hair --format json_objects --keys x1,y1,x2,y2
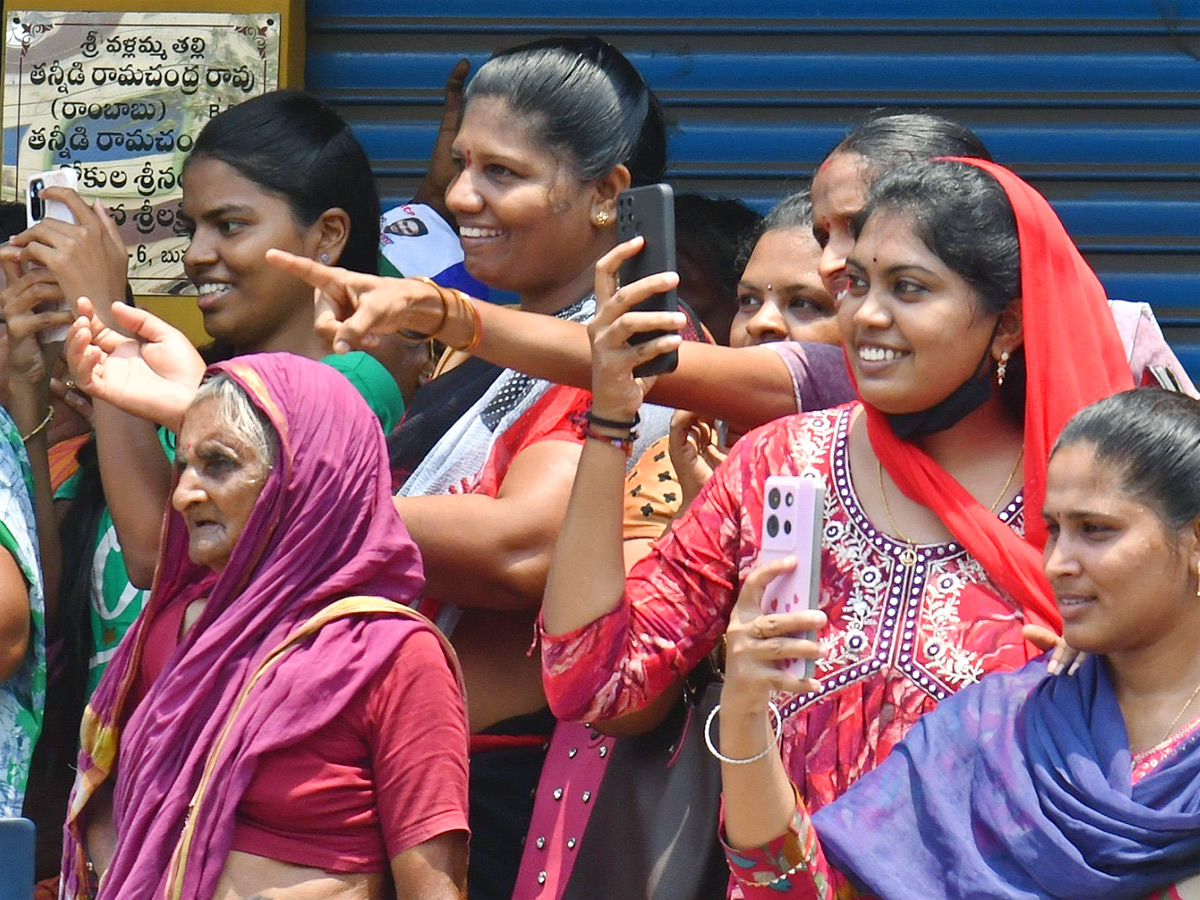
[{"x1": 189, "y1": 373, "x2": 279, "y2": 468}]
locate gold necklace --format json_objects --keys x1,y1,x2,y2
[
  {"x1": 876, "y1": 449, "x2": 1024, "y2": 567},
  {"x1": 1158, "y1": 676, "x2": 1200, "y2": 746}
]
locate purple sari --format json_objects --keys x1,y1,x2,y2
[
  {"x1": 62, "y1": 353, "x2": 435, "y2": 900},
  {"x1": 814, "y1": 654, "x2": 1200, "y2": 899}
]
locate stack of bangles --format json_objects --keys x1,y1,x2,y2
[
  {"x1": 581, "y1": 409, "x2": 639, "y2": 456},
  {"x1": 400, "y1": 276, "x2": 482, "y2": 353}
]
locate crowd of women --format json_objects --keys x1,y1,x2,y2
[{"x1": 1, "y1": 31, "x2": 1199, "y2": 900}]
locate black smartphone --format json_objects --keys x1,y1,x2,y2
[{"x1": 616, "y1": 183, "x2": 679, "y2": 377}]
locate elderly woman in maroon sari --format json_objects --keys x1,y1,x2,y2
[{"x1": 59, "y1": 352, "x2": 469, "y2": 900}]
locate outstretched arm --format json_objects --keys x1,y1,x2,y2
[
  {"x1": 268, "y1": 250, "x2": 800, "y2": 431},
  {"x1": 67, "y1": 299, "x2": 204, "y2": 587}
]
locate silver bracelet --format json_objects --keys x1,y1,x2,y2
[{"x1": 704, "y1": 701, "x2": 782, "y2": 765}]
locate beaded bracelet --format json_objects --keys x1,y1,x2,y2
[
  {"x1": 21, "y1": 405, "x2": 53, "y2": 444},
  {"x1": 581, "y1": 422, "x2": 638, "y2": 456},
  {"x1": 704, "y1": 701, "x2": 783, "y2": 765}
]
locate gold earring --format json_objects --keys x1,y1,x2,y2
[
  {"x1": 1195, "y1": 561, "x2": 1200, "y2": 599},
  {"x1": 594, "y1": 210, "x2": 611, "y2": 227},
  {"x1": 997, "y1": 350, "x2": 1010, "y2": 387}
]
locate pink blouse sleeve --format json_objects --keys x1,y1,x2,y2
[
  {"x1": 541, "y1": 435, "x2": 756, "y2": 722},
  {"x1": 722, "y1": 789, "x2": 863, "y2": 900}
]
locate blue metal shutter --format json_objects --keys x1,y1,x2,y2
[{"x1": 305, "y1": 2, "x2": 1200, "y2": 375}]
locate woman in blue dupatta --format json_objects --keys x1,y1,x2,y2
[{"x1": 719, "y1": 386, "x2": 1200, "y2": 900}]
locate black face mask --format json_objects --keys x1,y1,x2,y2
[{"x1": 885, "y1": 339, "x2": 997, "y2": 440}]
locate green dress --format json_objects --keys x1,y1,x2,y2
[{"x1": 0, "y1": 407, "x2": 46, "y2": 817}]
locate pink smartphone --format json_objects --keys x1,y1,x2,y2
[{"x1": 759, "y1": 475, "x2": 824, "y2": 679}]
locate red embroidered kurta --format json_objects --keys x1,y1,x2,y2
[{"x1": 543, "y1": 404, "x2": 1030, "y2": 818}]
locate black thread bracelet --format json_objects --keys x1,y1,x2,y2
[{"x1": 586, "y1": 409, "x2": 640, "y2": 431}]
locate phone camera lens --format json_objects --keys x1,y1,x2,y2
[
  {"x1": 785, "y1": 492, "x2": 794, "y2": 507},
  {"x1": 29, "y1": 179, "x2": 44, "y2": 221},
  {"x1": 784, "y1": 520, "x2": 793, "y2": 535},
  {"x1": 768, "y1": 487, "x2": 781, "y2": 509},
  {"x1": 766, "y1": 515, "x2": 779, "y2": 538}
]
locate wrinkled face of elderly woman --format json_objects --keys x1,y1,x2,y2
[{"x1": 171, "y1": 396, "x2": 271, "y2": 573}]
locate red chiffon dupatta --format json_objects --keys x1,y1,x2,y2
[{"x1": 865, "y1": 158, "x2": 1133, "y2": 632}]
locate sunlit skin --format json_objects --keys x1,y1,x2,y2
[
  {"x1": 179, "y1": 157, "x2": 336, "y2": 357},
  {"x1": 811, "y1": 150, "x2": 871, "y2": 299},
  {"x1": 445, "y1": 96, "x2": 620, "y2": 315},
  {"x1": 1043, "y1": 444, "x2": 1200, "y2": 659},
  {"x1": 1043, "y1": 441, "x2": 1200, "y2": 754},
  {"x1": 730, "y1": 227, "x2": 840, "y2": 348},
  {"x1": 838, "y1": 210, "x2": 1004, "y2": 416},
  {"x1": 171, "y1": 398, "x2": 270, "y2": 573}
]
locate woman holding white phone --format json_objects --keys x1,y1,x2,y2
[{"x1": 537, "y1": 157, "x2": 1135, "y2": 896}]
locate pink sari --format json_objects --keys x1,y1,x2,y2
[{"x1": 61, "y1": 353, "x2": 436, "y2": 900}]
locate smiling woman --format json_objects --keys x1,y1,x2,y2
[
  {"x1": 97, "y1": 89, "x2": 405, "y2": 599},
  {"x1": 720, "y1": 389, "x2": 1200, "y2": 900},
  {"x1": 73, "y1": 38, "x2": 674, "y2": 900},
  {"x1": 536, "y1": 157, "x2": 1141, "y2": 898}
]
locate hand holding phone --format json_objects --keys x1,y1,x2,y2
[
  {"x1": 616, "y1": 183, "x2": 679, "y2": 377},
  {"x1": 26, "y1": 167, "x2": 79, "y2": 228},
  {"x1": 24, "y1": 167, "x2": 80, "y2": 343},
  {"x1": 759, "y1": 476, "x2": 824, "y2": 679}
]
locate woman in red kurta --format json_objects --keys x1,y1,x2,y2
[{"x1": 540, "y1": 158, "x2": 1134, "y2": 897}]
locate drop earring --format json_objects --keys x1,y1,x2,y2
[{"x1": 996, "y1": 350, "x2": 1010, "y2": 387}]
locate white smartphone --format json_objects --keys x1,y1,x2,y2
[
  {"x1": 24, "y1": 167, "x2": 79, "y2": 343},
  {"x1": 759, "y1": 475, "x2": 824, "y2": 679},
  {"x1": 26, "y1": 166, "x2": 78, "y2": 228}
]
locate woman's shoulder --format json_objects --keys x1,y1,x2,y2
[{"x1": 353, "y1": 613, "x2": 458, "y2": 676}]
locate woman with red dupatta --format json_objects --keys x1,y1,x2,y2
[
  {"x1": 539, "y1": 157, "x2": 1134, "y2": 898},
  {"x1": 58, "y1": 353, "x2": 468, "y2": 900}
]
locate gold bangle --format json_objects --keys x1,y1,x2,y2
[
  {"x1": 407, "y1": 278, "x2": 482, "y2": 353},
  {"x1": 453, "y1": 290, "x2": 482, "y2": 353},
  {"x1": 21, "y1": 405, "x2": 53, "y2": 443},
  {"x1": 411, "y1": 277, "x2": 451, "y2": 337}
]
